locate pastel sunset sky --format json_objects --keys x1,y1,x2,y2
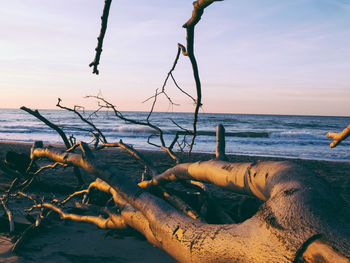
[{"x1": 1, "y1": 0, "x2": 349, "y2": 116}]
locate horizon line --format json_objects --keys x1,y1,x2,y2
[{"x1": 1, "y1": 107, "x2": 349, "y2": 118}]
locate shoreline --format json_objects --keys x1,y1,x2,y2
[
  {"x1": 1, "y1": 140, "x2": 348, "y2": 163},
  {"x1": 1, "y1": 109, "x2": 349, "y2": 162}
]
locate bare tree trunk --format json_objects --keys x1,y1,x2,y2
[{"x1": 30, "y1": 142, "x2": 350, "y2": 263}]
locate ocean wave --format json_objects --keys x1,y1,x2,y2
[
  {"x1": 195, "y1": 131, "x2": 269, "y2": 138},
  {"x1": 101, "y1": 127, "x2": 270, "y2": 138},
  {"x1": 283, "y1": 122, "x2": 333, "y2": 129},
  {"x1": 270, "y1": 131, "x2": 323, "y2": 140},
  {"x1": 1, "y1": 109, "x2": 350, "y2": 161},
  {"x1": 0, "y1": 127, "x2": 56, "y2": 134},
  {"x1": 106, "y1": 125, "x2": 157, "y2": 134}
]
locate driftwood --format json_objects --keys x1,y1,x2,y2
[
  {"x1": 20, "y1": 106, "x2": 84, "y2": 186},
  {"x1": 327, "y1": 124, "x2": 350, "y2": 148},
  {"x1": 89, "y1": 0, "x2": 112, "y2": 74},
  {"x1": 28, "y1": 140, "x2": 350, "y2": 263}
]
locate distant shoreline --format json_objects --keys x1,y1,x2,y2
[{"x1": 1, "y1": 107, "x2": 350, "y2": 118}]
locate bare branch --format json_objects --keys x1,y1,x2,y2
[
  {"x1": 86, "y1": 95, "x2": 180, "y2": 162},
  {"x1": 146, "y1": 88, "x2": 160, "y2": 121},
  {"x1": 89, "y1": 0, "x2": 113, "y2": 74},
  {"x1": 1, "y1": 198, "x2": 14, "y2": 233},
  {"x1": 22, "y1": 107, "x2": 84, "y2": 186},
  {"x1": 37, "y1": 203, "x2": 127, "y2": 229},
  {"x1": 100, "y1": 140, "x2": 158, "y2": 178},
  {"x1": 170, "y1": 72, "x2": 196, "y2": 103},
  {"x1": 21, "y1": 106, "x2": 71, "y2": 148},
  {"x1": 183, "y1": 0, "x2": 224, "y2": 29},
  {"x1": 144, "y1": 10, "x2": 222, "y2": 155},
  {"x1": 57, "y1": 98, "x2": 107, "y2": 144},
  {"x1": 327, "y1": 124, "x2": 350, "y2": 148},
  {"x1": 33, "y1": 162, "x2": 68, "y2": 175},
  {"x1": 143, "y1": 46, "x2": 186, "y2": 106},
  {"x1": 180, "y1": 1, "x2": 224, "y2": 152},
  {"x1": 17, "y1": 191, "x2": 38, "y2": 205},
  {"x1": 59, "y1": 189, "x2": 88, "y2": 205},
  {"x1": 98, "y1": 142, "x2": 199, "y2": 219}
]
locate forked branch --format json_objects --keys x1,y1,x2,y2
[
  {"x1": 21, "y1": 106, "x2": 84, "y2": 185},
  {"x1": 37, "y1": 203, "x2": 127, "y2": 229},
  {"x1": 181, "y1": 0, "x2": 223, "y2": 152},
  {"x1": 327, "y1": 124, "x2": 350, "y2": 148},
  {"x1": 86, "y1": 95, "x2": 180, "y2": 162},
  {"x1": 56, "y1": 98, "x2": 107, "y2": 144}
]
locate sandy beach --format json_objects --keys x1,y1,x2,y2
[{"x1": 0, "y1": 141, "x2": 349, "y2": 262}]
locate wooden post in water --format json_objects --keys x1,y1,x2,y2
[{"x1": 216, "y1": 124, "x2": 227, "y2": 161}]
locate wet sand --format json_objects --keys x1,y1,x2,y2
[{"x1": 0, "y1": 141, "x2": 349, "y2": 262}]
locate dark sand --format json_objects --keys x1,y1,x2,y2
[{"x1": 0, "y1": 141, "x2": 349, "y2": 262}]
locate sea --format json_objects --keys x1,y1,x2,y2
[{"x1": 0, "y1": 108, "x2": 349, "y2": 161}]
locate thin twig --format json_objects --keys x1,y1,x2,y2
[
  {"x1": 57, "y1": 98, "x2": 107, "y2": 144},
  {"x1": 36, "y1": 203, "x2": 127, "y2": 229},
  {"x1": 59, "y1": 189, "x2": 88, "y2": 205},
  {"x1": 17, "y1": 191, "x2": 37, "y2": 205},
  {"x1": 1, "y1": 199, "x2": 14, "y2": 233},
  {"x1": 87, "y1": 95, "x2": 179, "y2": 162},
  {"x1": 33, "y1": 162, "x2": 68, "y2": 175}
]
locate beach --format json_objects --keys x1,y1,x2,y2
[{"x1": 0, "y1": 141, "x2": 349, "y2": 262}]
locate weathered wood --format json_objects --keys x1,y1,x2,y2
[
  {"x1": 215, "y1": 124, "x2": 227, "y2": 161},
  {"x1": 89, "y1": 0, "x2": 112, "y2": 74},
  {"x1": 31, "y1": 143, "x2": 350, "y2": 262},
  {"x1": 38, "y1": 203, "x2": 127, "y2": 229},
  {"x1": 21, "y1": 107, "x2": 71, "y2": 148},
  {"x1": 301, "y1": 237, "x2": 350, "y2": 263},
  {"x1": 181, "y1": 0, "x2": 224, "y2": 152},
  {"x1": 327, "y1": 124, "x2": 350, "y2": 148},
  {"x1": 1, "y1": 199, "x2": 14, "y2": 233}
]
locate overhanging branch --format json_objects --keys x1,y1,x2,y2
[{"x1": 89, "y1": 0, "x2": 113, "y2": 74}]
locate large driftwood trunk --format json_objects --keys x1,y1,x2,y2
[{"x1": 30, "y1": 143, "x2": 350, "y2": 263}]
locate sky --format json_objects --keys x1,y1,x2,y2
[{"x1": 0, "y1": 0, "x2": 350, "y2": 116}]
